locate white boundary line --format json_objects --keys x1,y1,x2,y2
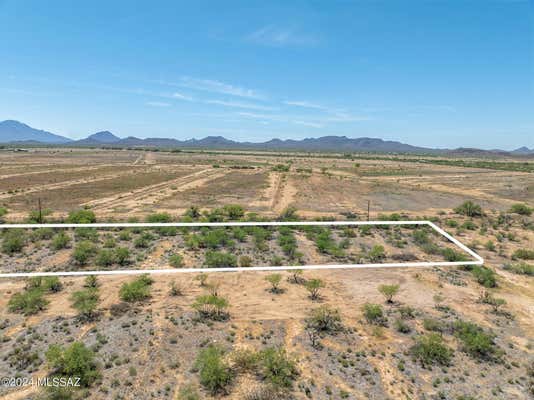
[{"x1": 0, "y1": 221, "x2": 483, "y2": 277}]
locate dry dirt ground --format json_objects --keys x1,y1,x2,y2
[{"x1": 0, "y1": 148, "x2": 532, "y2": 400}]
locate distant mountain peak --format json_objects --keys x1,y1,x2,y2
[
  {"x1": 512, "y1": 146, "x2": 534, "y2": 155},
  {"x1": 86, "y1": 131, "x2": 121, "y2": 143},
  {"x1": 0, "y1": 119, "x2": 72, "y2": 144}
]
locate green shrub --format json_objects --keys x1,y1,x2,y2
[
  {"x1": 368, "y1": 245, "x2": 386, "y2": 262},
  {"x1": 484, "y1": 240, "x2": 495, "y2": 252},
  {"x1": 71, "y1": 288, "x2": 99, "y2": 320},
  {"x1": 232, "y1": 227, "x2": 247, "y2": 242},
  {"x1": 378, "y1": 284, "x2": 399, "y2": 303},
  {"x1": 146, "y1": 212, "x2": 172, "y2": 222},
  {"x1": 192, "y1": 294, "x2": 229, "y2": 320},
  {"x1": 512, "y1": 248, "x2": 534, "y2": 260},
  {"x1": 461, "y1": 220, "x2": 477, "y2": 230},
  {"x1": 74, "y1": 227, "x2": 98, "y2": 241},
  {"x1": 446, "y1": 219, "x2": 459, "y2": 228},
  {"x1": 412, "y1": 229, "x2": 430, "y2": 245},
  {"x1": 315, "y1": 229, "x2": 344, "y2": 257},
  {"x1": 84, "y1": 275, "x2": 99, "y2": 288},
  {"x1": 176, "y1": 384, "x2": 200, "y2": 400},
  {"x1": 2, "y1": 229, "x2": 26, "y2": 254},
  {"x1": 169, "y1": 254, "x2": 184, "y2": 268},
  {"x1": 96, "y1": 249, "x2": 115, "y2": 267},
  {"x1": 67, "y1": 209, "x2": 96, "y2": 223},
  {"x1": 362, "y1": 303, "x2": 386, "y2": 326},
  {"x1": 410, "y1": 333, "x2": 453, "y2": 366},
  {"x1": 307, "y1": 305, "x2": 342, "y2": 333},
  {"x1": 46, "y1": 342, "x2": 100, "y2": 387},
  {"x1": 395, "y1": 318, "x2": 411, "y2": 333},
  {"x1": 509, "y1": 203, "x2": 532, "y2": 216},
  {"x1": 305, "y1": 278, "x2": 324, "y2": 300},
  {"x1": 223, "y1": 204, "x2": 244, "y2": 220},
  {"x1": 202, "y1": 229, "x2": 233, "y2": 249},
  {"x1": 134, "y1": 232, "x2": 154, "y2": 248},
  {"x1": 8, "y1": 288, "x2": 49, "y2": 315},
  {"x1": 119, "y1": 275, "x2": 153, "y2": 302},
  {"x1": 73, "y1": 241, "x2": 97, "y2": 265},
  {"x1": 194, "y1": 345, "x2": 233, "y2": 394},
  {"x1": 257, "y1": 347, "x2": 298, "y2": 388},
  {"x1": 42, "y1": 277, "x2": 63, "y2": 293},
  {"x1": 502, "y1": 262, "x2": 533, "y2": 276},
  {"x1": 118, "y1": 230, "x2": 131, "y2": 241},
  {"x1": 205, "y1": 251, "x2": 237, "y2": 268},
  {"x1": 114, "y1": 247, "x2": 130, "y2": 265},
  {"x1": 26, "y1": 208, "x2": 52, "y2": 223},
  {"x1": 272, "y1": 164, "x2": 290, "y2": 172},
  {"x1": 398, "y1": 306, "x2": 416, "y2": 319},
  {"x1": 472, "y1": 266, "x2": 497, "y2": 288},
  {"x1": 31, "y1": 228, "x2": 54, "y2": 241},
  {"x1": 423, "y1": 318, "x2": 445, "y2": 333},
  {"x1": 51, "y1": 231, "x2": 71, "y2": 250},
  {"x1": 453, "y1": 321, "x2": 497, "y2": 359},
  {"x1": 441, "y1": 248, "x2": 469, "y2": 262},
  {"x1": 265, "y1": 273, "x2": 283, "y2": 293},
  {"x1": 278, "y1": 206, "x2": 299, "y2": 221},
  {"x1": 454, "y1": 201, "x2": 483, "y2": 217},
  {"x1": 238, "y1": 255, "x2": 252, "y2": 268}
]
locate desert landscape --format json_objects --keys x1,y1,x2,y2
[{"x1": 0, "y1": 147, "x2": 532, "y2": 400}]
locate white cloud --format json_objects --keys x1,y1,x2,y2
[
  {"x1": 293, "y1": 120, "x2": 324, "y2": 128},
  {"x1": 247, "y1": 25, "x2": 319, "y2": 47},
  {"x1": 171, "y1": 92, "x2": 194, "y2": 101},
  {"x1": 179, "y1": 77, "x2": 263, "y2": 99},
  {"x1": 284, "y1": 100, "x2": 328, "y2": 110},
  {"x1": 146, "y1": 101, "x2": 171, "y2": 107},
  {"x1": 206, "y1": 100, "x2": 275, "y2": 111}
]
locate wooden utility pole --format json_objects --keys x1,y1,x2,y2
[{"x1": 38, "y1": 198, "x2": 42, "y2": 223}]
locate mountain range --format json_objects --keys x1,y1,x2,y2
[{"x1": 0, "y1": 120, "x2": 532, "y2": 155}]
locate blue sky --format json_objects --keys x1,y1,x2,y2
[{"x1": 0, "y1": 0, "x2": 532, "y2": 149}]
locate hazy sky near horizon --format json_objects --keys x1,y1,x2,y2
[{"x1": 0, "y1": 0, "x2": 532, "y2": 149}]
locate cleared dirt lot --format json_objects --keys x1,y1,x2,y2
[{"x1": 1, "y1": 148, "x2": 532, "y2": 220}]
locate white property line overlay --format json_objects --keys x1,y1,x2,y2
[{"x1": 0, "y1": 221, "x2": 483, "y2": 277}]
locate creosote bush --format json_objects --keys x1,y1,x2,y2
[
  {"x1": 119, "y1": 275, "x2": 153, "y2": 302},
  {"x1": 2, "y1": 229, "x2": 26, "y2": 254},
  {"x1": 508, "y1": 203, "x2": 532, "y2": 216},
  {"x1": 205, "y1": 251, "x2": 237, "y2": 268},
  {"x1": 46, "y1": 342, "x2": 100, "y2": 387},
  {"x1": 306, "y1": 305, "x2": 343, "y2": 333},
  {"x1": 410, "y1": 333, "x2": 453, "y2": 366},
  {"x1": 8, "y1": 288, "x2": 49, "y2": 315},
  {"x1": 454, "y1": 201, "x2": 483, "y2": 217},
  {"x1": 67, "y1": 209, "x2": 96, "y2": 224},
  {"x1": 73, "y1": 241, "x2": 97, "y2": 265},
  {"x1": 71, "y1": 288, "x2": 99, "y2": 320},
  {"x1": 194, "y1": 344, "x2": 233, "y2": 395},
  {"x1": 169, "y1": 253, "x2": 184, "y2": 268},
  {"x1": 362, "y1": 303, "x2": 387, "y2": 326},
  {"x1": 51, "y1": 231, "x2": 71, "y2": 250},
  {"x1": 453, "y1": 320, "x2": 498, "y2": 359}
]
